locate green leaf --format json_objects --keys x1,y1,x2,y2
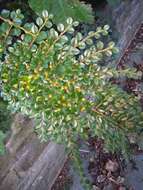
[
  {"x1": 57, "y1": 23, "x2": 65, "y2": 32},
  {"x1": 36, "y1": 31, "x2": 47, "y2": 43},
  {"x1": 42, "y1": 10, "x2": 49, "y2": 18},
  {"x1": 97, "y1": 41, "x2": 104, "y2": 50},
  {"x1": 104, "y1": 25, "x2": 110, "y2": 31},
  {"x1": 1, "y1": 9, "x2": 10, "y2": 18},
  {"x1": 11, "y1": 28, "x2": 21, "y2": 36},
  {"x1": 23, "y1": 34, "x2": 33, "y2": 43},
  {"x1": 36, "y1": 17, "x2": 44, "y2": 26},
  {"x1": 0, "y1": 22, "x2": 10, "y2": 33},
  {"x1": 105, "y1": 50, "x2": 112, "y2": 56},
  {"x1": 45, "y1": 21, "x2": 53, "y2": 28},
  {"x1": 31, "y1": 24, "x2": 38, "y2": 33},
  {"x1": 66, "y1": 17, "x2": 73, "y2": 25}
]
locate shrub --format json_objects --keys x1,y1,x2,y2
[
  {"x1": 28, "y1": 0, "x2": 94, "y2": 24},
  {"x1": 0, "y1": 8, "x2": 143, "y2": 188}
]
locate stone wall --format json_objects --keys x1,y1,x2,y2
[
  {"x1": 0, "y1": 114, "x2": 66, "y2": 190},
  {"x1": 111, "y1": 0, "x2": 143, "y2": 60}
]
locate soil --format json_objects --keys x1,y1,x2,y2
[{"x1": 51, "y1": 161, "x2": 72, "y2": 190}]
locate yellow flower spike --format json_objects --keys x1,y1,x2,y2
[{"x1": 81, "y1": 98, "x2": 86, "y2": 102}]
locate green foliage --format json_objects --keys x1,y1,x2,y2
[
  {"x1": 28, "y1": 0, "x2": 94, "y2": 24},
  {"x1": 0, "y1": 8, "x2": 143, "y2": 186}
]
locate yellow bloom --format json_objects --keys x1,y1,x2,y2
[
  {"x1": 53, "y1": 82, "x2": 59, "y2": 87},
  {"x1": 75, "y1": 87, "x2": 81, "y2": 92},
  {"x1": 80, "y1": 107, "x2": 86, "y2": 111},
  {"x1": 44, "y1": 72, "x2": 49, "y2": 79},
  {"x1": 25, "y1": 85, "x2": 30, "y2": 90},
  {"x1": 61, "y1": 95, "x2": 65, "y2": 100},
  {"x1": 48, "y1": 94, "x2": 52, "y2": 98}
]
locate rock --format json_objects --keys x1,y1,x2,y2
[
  {"x1": 93, "y1": 185, "x2": 100, "y2": 190},
  {"x1": 97, "y1": 175, "x2": 106, "y2": 183},
  {"x1": 103, "y1": 183, "x2": 114, "y2": 190},
  {"x1": 105, "y1": 160, "x2": 119, "y2": 172},
  {"x1": 137, "y1": 134, "x2": 143, "y2": 149},
  {"x1": 116, "y1": 176, "x2": 125, "y2": 184},
  {"x1": 118, "y1": 186, "x2": 126, "y2": 190}
]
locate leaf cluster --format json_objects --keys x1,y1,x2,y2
[{"x1": 0, "y1": 9, "x2": 143, "y2": 160}]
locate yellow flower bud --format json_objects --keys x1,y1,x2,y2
[
  {"x1": 80, "y1": 107, "x2": 85, "y2": 111},
  {"x1": 61, "y1": 96, "x2": 65, "y2": 100},
  {"x1": 75, "y1": 86, "x2": 81, "y2": 92},
  {"x1": 48, "y1": 94, "x2": 52, "y2": 98}
]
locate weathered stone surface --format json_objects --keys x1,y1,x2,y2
[
  {"x1": 125, "y1": 155, "x2": 143, "y2": 190},
  {"x1": 19, "y1": 142, "x2": 66, "y2": 190},
  {"x1": 6, "y1": 114, "x2": 34, "y2": 154},
  {"x1": 112, "y1": 0, "x2": 143, "y2": 59},
  {"x1": 0, "y1": 114, "x2": 66, "y2": 190}
]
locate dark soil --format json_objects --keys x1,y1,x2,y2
[{"x1": 51, "y1": 161, "x2": 72, "y2": 190}]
